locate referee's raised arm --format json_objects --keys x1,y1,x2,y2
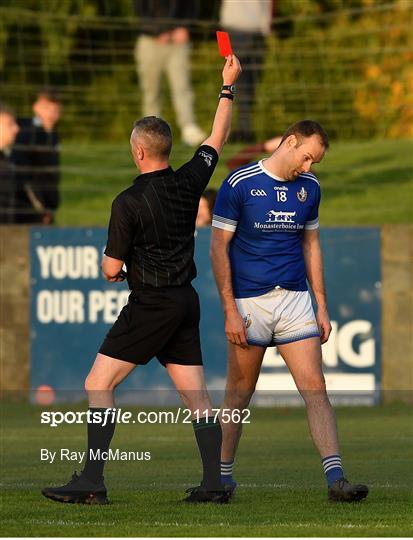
[{"x1": 201, "y1": 55, "x2": 242, "y2": 156}]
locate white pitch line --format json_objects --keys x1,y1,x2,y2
[
  {"x1": 6, "y1": 518, "x2": 401, "y2": 531},
  {"x1": 6, "y1": 519, "x2": 117, "y2": 527}
]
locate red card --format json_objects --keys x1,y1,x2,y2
[{"x1": 216, "y1": 31, "x2": 232, "y2": 57}]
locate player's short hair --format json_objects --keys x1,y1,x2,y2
[
  {"x1": 0, "y1": 103, "x2": 15, "y2": 117},
  {"x1": 36, "y1": 88, "x2": 62, "y2": 104},
  {"x1": 281, "y1": 120, "x2": 329, "y2": 150},
  {"x1": 132, "y1": 116, "x2": 172, "y2": 159}
]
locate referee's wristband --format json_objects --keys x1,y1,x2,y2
[{"x1": 218, "y1": 92, "x2": 234, "y2": 100}]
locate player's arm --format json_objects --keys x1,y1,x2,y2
[
  {"x1": 101, "y1": 255, "x2": 126, "y2": 282},
  {"x1": 302, "y1": 228, "x2": 332, "y2": 343},
  {"x1": 201, "y1": 55, "x2": 242, "y2": 156},
  {"x1": 210, "y1": 228, "x2": 248, "y2": 347}
]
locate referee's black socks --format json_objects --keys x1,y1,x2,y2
[
  {"x1": 82, "y1": 407, "x2": 116, "y2": 484},
  {"x1": 192, "y1": 416, "x2": 223, "y2": 491}
]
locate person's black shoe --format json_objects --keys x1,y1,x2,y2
[
  {"x1": 42, "y1": 471, "x2": 108, "y2": 504},
  {"x1": 184, "y1": 485, "x2": 231, "y2": 504},
  {"x1": 328, "y1": 478, "x2": 368, "y2": 502}
]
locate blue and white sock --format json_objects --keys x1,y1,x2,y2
[
  {"x1": 221, "y1": 459, "x2": 235, "y2": 485},
  {"x1": 322, "y1": 454, "x2": 344, "y2": 486}
]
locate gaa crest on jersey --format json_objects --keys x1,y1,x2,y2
[
  {"x1": 297, "y1": 186, "x2": 307, "y2": 202},
  {"x1": 244, "y1": 314, "x2": 252, "y2": 328}
]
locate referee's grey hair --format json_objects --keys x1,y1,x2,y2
[
  {"x1": 132, "y1": 116, "x2": 172, "y2": 159},
  {"x1": 281, "y1": 120, "x2": 329, "y2": 150}
]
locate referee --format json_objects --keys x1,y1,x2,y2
[{"x1": 42, "y1": 55, "x2": 242, "y2": 505}]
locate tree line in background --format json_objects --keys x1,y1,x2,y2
[{"x1": 1, "y1": 0, "x2": 411, "y2": 141}]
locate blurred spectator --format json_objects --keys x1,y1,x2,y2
[
  {"x1": 196, "y1": 188, "x2": 217, "y2": 228},
  {"x1": 226, "y1": 135, "x2": 282, "y2": 170},
  {"x1": 0, "y1": 104, "x2": 20, "y2": 224},
  {"x1": 133, "y1": 0, "x2": 206, "y2": 147},
  {"x1": 12, "y1": 89, "x2": 62, "y2": 224},
  {"x1": 220, "y1": 0, "x2": 274, "y2": 142}
]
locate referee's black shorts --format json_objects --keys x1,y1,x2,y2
[{"x1": 99, "y1": 284, "x2": 202, "y2": 366}]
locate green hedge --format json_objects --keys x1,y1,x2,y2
[{"x1": 1, "y1": 1, "x2": 411, "y2": 141}]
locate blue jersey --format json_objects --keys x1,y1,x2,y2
[{"x1": 212, "y1": 160, "x2": 321, "y2": 298}]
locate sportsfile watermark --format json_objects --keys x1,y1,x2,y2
[{"x1": 40, "y1": 408, "x2": 251, "y2": 428}]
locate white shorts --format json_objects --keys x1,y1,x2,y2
[{"x1": 235, "y1": 288, "x2": 320, "y2": 347}]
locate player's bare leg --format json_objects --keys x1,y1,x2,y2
[
  {"x1": 221, "y1": 344, "x2": 265, "y2": 461},
  {"x1": 276, "y1": 337, "x2": 339, "y2": 456},
  {"x1": 277, "y1": 336, "x2": 368, "y2": 501},
  {"x1": 167, "y1": 363, "x2": 229, "y2": 501}
]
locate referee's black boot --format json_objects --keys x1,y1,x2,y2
[
  {"x1": 42, "y1": 471, "x2": 108, "y2": 504},
  {"x1": 328, "y1": 478, "x2": 368, "y2": 502},
  {"x1": 184, "y1": 485, "x2": 230, "y2": 504}
]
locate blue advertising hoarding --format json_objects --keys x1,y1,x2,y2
[{"x1": 30, "y1": 227, "x2": 381, "y2": 404}]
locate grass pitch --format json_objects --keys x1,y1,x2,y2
[
  {"x1": 1, "y1": 402, "x2": 412, "y2": 537},
  {"x1": 57, "y1": 138, "x2": 413, "y2": 227}
]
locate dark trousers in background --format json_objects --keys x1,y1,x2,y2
[{"x1": 224, "y1": 30, "x2": 267, "y2": 138}]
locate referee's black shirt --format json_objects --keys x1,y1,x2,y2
[{"x1": 104, "y1": 145, "x2": 218, "y2": 291}]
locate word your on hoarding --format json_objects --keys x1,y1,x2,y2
[{"x1": 37, "y1": 246, "x2": 100, "y2": 279}]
